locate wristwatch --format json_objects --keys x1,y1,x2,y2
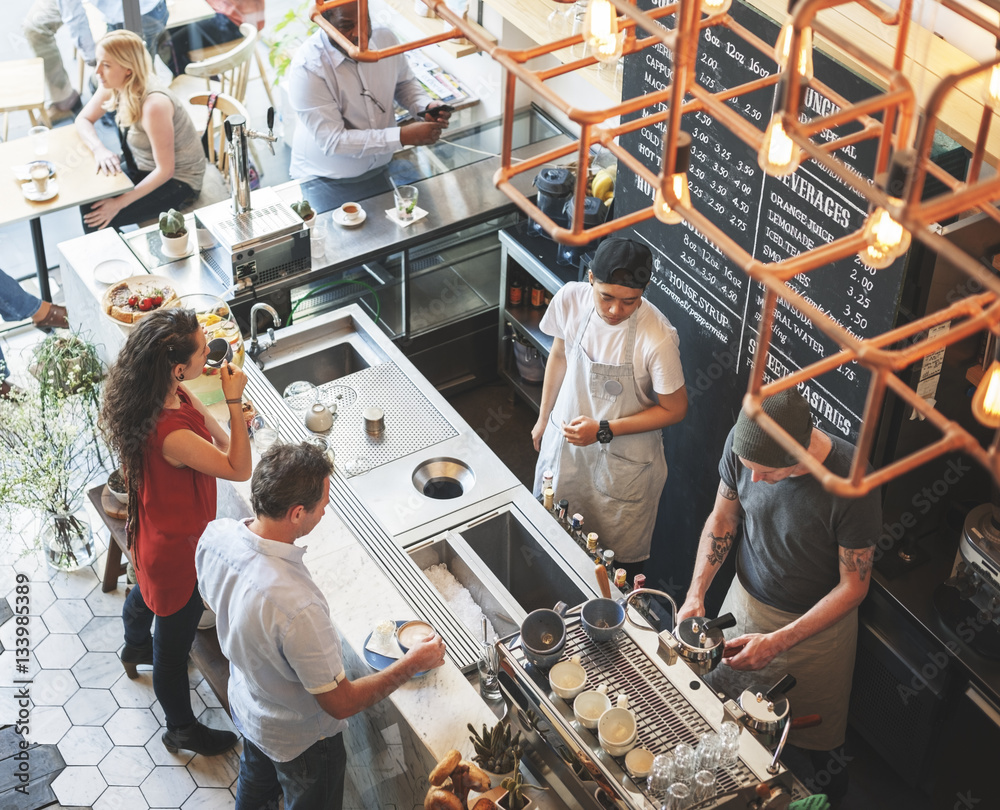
[{"x1": 596, "y1": 420, "x2": 614, "y2": 444}]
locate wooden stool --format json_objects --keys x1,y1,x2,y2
[
  {"x1": 87, "y1": 483, "x2": 132, "y2": 593},
  {"x1": 0, "y1": 59, "x2": 52, "y2": 141}
]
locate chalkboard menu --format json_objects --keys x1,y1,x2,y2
[{"x1": 616, "y1": 0, "x2": 906, "y2": 602}]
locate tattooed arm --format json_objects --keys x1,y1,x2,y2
[
  {"x1": 723, "y1": 544, "x2": 875, "y2": 671},
  {"x1": 677, "y1": 480, "x2": 743, "y2": 621}
]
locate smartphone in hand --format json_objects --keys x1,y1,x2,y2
[{"x1": 422, "y1": 104, "x2": 454, "y2": 119}]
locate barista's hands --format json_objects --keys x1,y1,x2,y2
[
  {"x1": 721, "y1": 633, "x2": 782, "y2": 671},
  {"x1": 399, "y1": 121, "x2": 445, "y2": 146},
  {"x1": 422, "y1": 101, "x2": 453, "y2": 125},
  {"x1": 219, "y1": 361, "x2": 247, "y2": 402},
  {"x1": 405, "y1": 632, "x2": 447, "y2": 674},
  {"x1": 561, "y1": 416, "x2": 599, "y2": 446},
  {"x1": 676, "y1": 594, "x2": 705, "y2": 623}
]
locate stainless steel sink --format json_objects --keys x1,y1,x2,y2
[
  {"x1": 407, "y1": 507, "x2": 588, "y2": 632},
  {"x1": 248, "y1": 312, "x2": 387, "y2": 390}
]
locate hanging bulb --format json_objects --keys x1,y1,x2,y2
[
  {"x1": 983, "y1": 39, "x2": 1000, "y2": 107},
  {"x1": 774, "y1": 13, "x2": 814, "y2": 80},
  {"x1": 973, "y1": 354, "x2": 1000, "y2": 428},
  {"x1": 758, "y1": 114, "x2": 799, "y2": 176},
  {"x1": 701, "y1": 0, "x2": 732, "y2": 15},
  {"x1": 654, "y1": 132, "x2": 692, "y2": 225},
  {"x1": 583, "y1": 0, "x2": 623, "y2": 63},
  {"x1": 858, "y1": 150, "x2": 912, "y2": 269}
]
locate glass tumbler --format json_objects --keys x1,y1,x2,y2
[
  {"x1": 720, "y1": 720, "x2": 740, "y2": 768},
  {"x1": 646, "y1": 753, "x2": 675, "y2": 800},
  {"x1": 393, "y1": 185, "x2": 419, "y2": 221},
  {"x1": 253, "y1": 426, "x2": 279, "y2": 455},
  {"x1": 693, "y1": 770, "x2": 716, "y2": 802},
  {"x1": 477, "y1": 641, "x2": 501, "y2": 701},
  {"x1": 697, "y1": 731, "x2": 721, "y2": 772},
  {"x1": 665, "y1": 781, "x2": 692, "y2": 810},
  {"x1": 672, "y1": 743, "x2": 697, "y2": 784}
]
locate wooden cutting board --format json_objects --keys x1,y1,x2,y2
[{"x1": 101, "y1": 485, "x2": 128, "y2": 521}]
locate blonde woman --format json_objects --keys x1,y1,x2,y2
[{"x1": 76, "y1": 29, "x2": 204, "y2": 231}]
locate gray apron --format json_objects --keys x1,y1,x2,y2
[
  {"x1": 704, "y1": 576, "x2": 858, "y2": 750},
  {"x1": 533, "y1": 304, "x2": 667, "y2": 563}
]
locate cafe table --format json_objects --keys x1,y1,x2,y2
[
  {"x1": 166, "y1": 0, "x2": 215, "y2": 29},
  {"x1": 0, "y1": 125, "x2": 133, "y2": 302}
]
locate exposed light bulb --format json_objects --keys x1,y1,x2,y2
[
  {"x1": 973, "y1": 358, "x2": 1000, "y2": 428},
  {"x1": 701, "y1": 0, "x2": 732, "y2": 15},
  {"x1": 859, "y1": 206, "x2": 910, "y2": 269},
  {"x1": 774, "y1": 22, "x2": 814, "y2": 81},
  {"x1": 984, "y1": 63, "x2": 1000, "y2": 108},
  {"x1": 583, "y1": 0, "x2": 622, "y2": 64},
  {"x1": 758, "y1": 114, "x2": 800, "y2": 176},
  {"x1": 654, "y1": 131, "x2": 693, "y2": 226}
]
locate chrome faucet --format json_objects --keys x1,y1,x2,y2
[{"x1": 248, "y1": 303, "x2": 281, "y2": 368}]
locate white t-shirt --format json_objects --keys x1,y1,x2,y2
[{"x1": 539, "y1": 282, "x2": 685, "y2": 408}]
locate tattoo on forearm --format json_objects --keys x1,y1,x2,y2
[
  {"x1": 707, "y1": 532, "x2": 733, "y2": 566},
  {"x1": 839, "y1": 547, "x2": 874, "y2": 582},
  {"x1": 718, "y1": 482, "x2": 738, "y2": 501}
]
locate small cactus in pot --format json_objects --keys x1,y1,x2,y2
[
  {"x1": 158, "y1": 209, "x2": 190, "y2": 256},
  {"x1": 468, "y1": 720, "x2": 522, "y2": 776},
  {"x1": 290, "y1": 199, "x2": 316, "y2": 227}
]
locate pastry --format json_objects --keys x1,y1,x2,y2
[{"x1": 106, "y1": 279, "x2": 178, "y2": 324}]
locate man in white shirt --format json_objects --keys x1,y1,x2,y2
[
  {"x1": 23, "y1": 0, "x2": 168, "y2": 119},
  {"x1": 532, "y1": 238, "x2": 688, "y2": 580},
  {"x1": 196, "y1": 442, "x2": 446, "y2": 810},
  {"x1": 288, "y1": 2, "x2": 451, "y2": 181}
]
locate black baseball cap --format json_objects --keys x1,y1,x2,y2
[{"x1": 590, "y1": 238, "x2": 652, "y2": 289}]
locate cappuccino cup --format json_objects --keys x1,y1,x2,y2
[
  {"x1": 29, "y1": 162, "x2": 49, "y2": 194},
  {"x1": 598, "y1": 694, "x2": 638, "y2": 757},
  {"x1": 340, "y1": 202, "x2": 362, "y2": 221}
]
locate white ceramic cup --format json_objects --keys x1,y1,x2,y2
[
  {"x1": 625, "y1": 747, "x2": 654, "y2": 780},
  {"x1": 573, "y1": 683, "x2": 610, "y2": 729},
  {"x1": 598, "y1": 694, "x2": 637, "y2": 757},
  {"x1": 549, "y1": 655, "x2": 587, "y2": 700},
  {"x1": 340, "y1": 202, "x2": 362, "y2": 222}
]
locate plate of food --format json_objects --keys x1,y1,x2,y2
[{"x1": 101, "y1": 274, "x2": 179, "y2": 327}]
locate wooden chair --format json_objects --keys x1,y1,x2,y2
[
  {"x1": 186, "y1": 39, "x2": 276, "y2": 109},
  {"x1": 0, "y1": 58, "x2": 52, "y2": 141},
  {"x1": 169, "y1": 22, "x2": 258, "y2": 110},
  {"x1": 188, "y1": 91, "x2": 249, "y2": 183}
]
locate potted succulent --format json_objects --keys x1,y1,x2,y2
[
  {"x1": 0, "y1": 333, "x2": 109, "y2": 571},
  {"x1": 290, "y1": 199, "x2": 316, "y2": 228},
  {"x1": 498, "y1": 754, "x2": 543, "y2": 810},
  {"x1": 159, "y1": 208, "x2": 190, "y2": 255},
  {"x1": 469, "y1": 720, "x2": 522, "y2": 781}
]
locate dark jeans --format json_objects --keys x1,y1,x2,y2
[
  {"x1": 162, "y1": 13, "x2": 242, "y2": 76},
  {"x1": 81, "y1": 166, "x2": 197, "y2": 233},
  {"x1": 235, "y1": 734, "x2": 346, "y2": 810},
  {"x1": 123, "y1": 582, "x2": 203, "y2": 729}
]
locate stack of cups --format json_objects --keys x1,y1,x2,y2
[{"x1": 719, "y1": 720, "x2": 741, "y2": 768}]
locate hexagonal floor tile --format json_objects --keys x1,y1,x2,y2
[
  {"x1": 35, "y1": 632, "x2": 86, "y2": 669},
  {"x1": 141, "y1": 765, "x2": 197, "y2": 808},
  {"x1": 58, "y1": 725, "x2": 114, "y2": 765},
  {"x1": 86, "y1": 584, "x2": 127, "y2": 617},
  {"x1": 23, "y1": 579, "x2": 57, "y2": 614},
  {"x1": 49, "y1": 566, "x2": 100, "y2": 600},
  {"x1": 51, "y1": 764, "x2": 108, "y2": 807},
  {"x1": 99, "y1": 745, "x2": 155, "y2": 786},
  {"x1": 65, "y1": 687, "x2": 120, "y2": 726},
  {"x1": 182, "y1": 786, "x2": 237, "y2": 809},
  {"x1": 187, "y1": 746, "x2": 241, "y2": 788},
  {"x1": 145, "y1": 733, "x2": 195, "y2": 767},
  {"x1": 80, "y1": 615, "x2": 124, "y2": 652},
  {"x1": 26, "y1": 705, "x2": 71, "y2": 744},
  {"x1": 30, "y1": 668, "x2": 79, "y2": 705},
  {"x1": 0, "y1": 610, "x2": 48, "y2": 649},
  {"x1": 112, "y1": 670, "x2": 158, "y2": 708},
  {"x1": 42, "y1": 598, "x2": 93, "y2": 634},
  {"x1": 0, "y1": 648, "x2": 40, "y2": 680},
  {"x1": 105, "y1": 707, "x2": 162, "y2": 747},
  {"x1": 94, "y1": 785, "x2": 149, "y2": 810},
  {"x1": 73, "y1": 651, "x2": 124, "y2": 688},
  {"x1": 194, "y1": 679, "x2": 222, "y2": 710}
]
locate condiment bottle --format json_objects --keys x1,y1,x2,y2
[
  {"x1": 586, "y1": 532, "x2": 599, "y2": 554},
  {"x1": 556, "y1": 498, "x2": 569, "y2": 523},
  {"x1": 614, "y1": 568, "x2": 628, "y2": 591},
  {"x1": 543, "y1": 486, "x2": 554, "y2": 510},
  {"x1": 602, "y1": 549, "x2": 615, "y2": 582},
  {"x1": 508, "y1": 275, "x2": 523, "y2": 306},
  {"x1": 530, "y1": 282, "x2": 545, "y2": 308}
]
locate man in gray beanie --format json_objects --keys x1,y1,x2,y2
[
  {"x1": 531, "y1": 237, "x2": 688, "y2": 581},
  {"x1": 677, "y1": 387, "x2": 880, "y2": 805}
]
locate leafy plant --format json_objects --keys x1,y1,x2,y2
[
  {"x1": 290, "y1": 199, "x2": 315, "y2": 221},
  {"x1": 499, "y1": 753, "x2": 543, "y2": 810},
  {"x1": 158, "y1": 208, "x2": 187, "y2": 237},
  {"x1": 468, "y1": 720, "x2": 522, "y2": 774},
  {"x1": 263, "y1": 1, "x2": 319, "y2": 85},
  {"x1": 32, "y1": 332, "x2": 103, "y2": 405}
]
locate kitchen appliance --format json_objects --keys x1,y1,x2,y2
[
  {"x1": 557, "y1": 194, "x2": 608, "y2": 268},
  {"x1": 496, "y1": 610, "x2": 797, "y2": 810},
  {"x1": 529, "y1": 167, "x2": 574, "y2": 238},
  {"x1": 195, "y1": 111, "x2": 310, "y2": 292}
]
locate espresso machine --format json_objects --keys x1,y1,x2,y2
[{"x1": 195, "y1": 108, "x2": 311, "y2": 292}]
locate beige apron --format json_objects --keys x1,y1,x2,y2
[
  {"x1": 533, "y1": 304, "x2": 667, "y2": 562},
  {"x1": 704, "y1": 576, "x2": 857, "y2": 750}
]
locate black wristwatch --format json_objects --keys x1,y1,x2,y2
[{"x1": 597, "y1": 420, "x2": 614, "y2": 444}]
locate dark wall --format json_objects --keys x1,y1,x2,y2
[{"x1": 616, "y1": 0, "x2": 908, "y2": 607}]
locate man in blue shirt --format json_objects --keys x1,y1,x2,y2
[{"x1": 196, "y1": 443, "x2": 446, "y2": 810}]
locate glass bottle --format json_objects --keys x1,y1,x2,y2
[
  {"x1": 570, "y1": 0, "x2": 589, "y2": 59},
  {"x1": 602, "y1": 549, "x2": 615, "y2": 582}
]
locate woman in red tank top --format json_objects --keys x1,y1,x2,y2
[{"x1": 101, "y1": 308, "x2": 252, "y2": 756}]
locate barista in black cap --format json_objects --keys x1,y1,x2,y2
[
  {"x1": 677, "y1": 387, "x2": 880, "y2": 801},
  {"x1": 531, "y1": 237, "x2": 688, "y2": 579}
]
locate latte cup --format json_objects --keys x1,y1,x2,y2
[
  {"x1": 573, "y1": 683, "x2": 610, "y2": 729},
  {"x1": 29, "y1": 163, "x2": 49, "y2": 194},
  {"x1": 340, "y1": 202, "x2": 362, "y2": 221},
  {"x1": 598, "y1": 695, "x2": 637, "y2": 757}
]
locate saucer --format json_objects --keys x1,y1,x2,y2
[
  {"x1": 22, "y1": 180, "x2": 58, "y2": 202},
  {"x1": 12, "y1": 161, "x2": 55, "y2": 182},
  {"x1": 333, "y1": 207, "x2": 366, "y2": 227},
  {"x1": 93, "y1": 258, "x2": 135, "y2": 285}
]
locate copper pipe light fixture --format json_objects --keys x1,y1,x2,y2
[{"x1": 312, "y1": 0, "x2": 1000, "y2": 493}]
